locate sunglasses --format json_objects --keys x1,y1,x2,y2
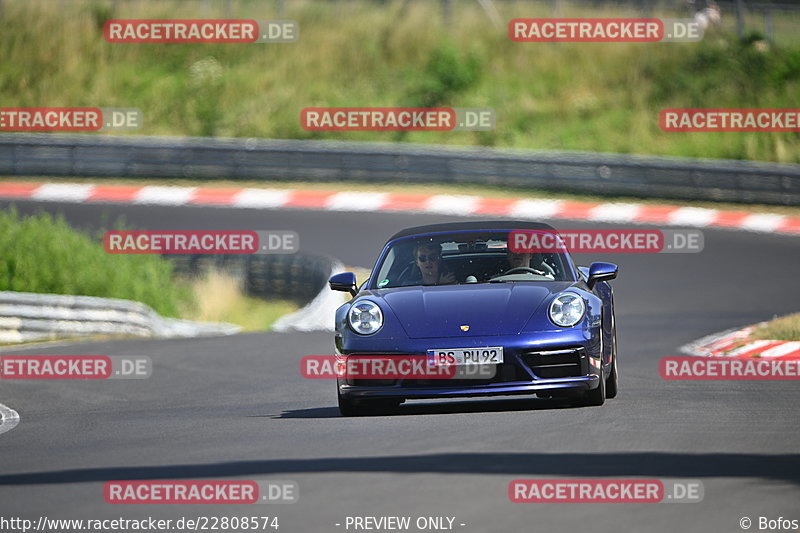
[{"x1": 417, "y1": 253, "x2": 441, "y2": 263}]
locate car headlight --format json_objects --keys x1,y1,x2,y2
[
  {"x1": 348, "y1": 300, "x2": 384, "y2": 335},
  {"x1": 549, "y1": 292, "x2": 585, "y2": 327}
]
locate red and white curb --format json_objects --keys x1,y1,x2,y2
[
  {"x1": 680, "y1": 325, "x2": 800, "y2": 360},
  {"x1": 1, "y1": 181, "x2": 799, "y2": 236}
]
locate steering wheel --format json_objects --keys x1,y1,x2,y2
[{"x1": 490, "y1": 266, "x2": 547, "y2": 280}]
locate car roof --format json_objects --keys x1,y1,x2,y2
[{"x1": 387, "y1": 220, "x2": 558, "y2": 242}]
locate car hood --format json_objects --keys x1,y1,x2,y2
[{"x1": 376, "y1": 282, "x2": 573, "y2": 339}]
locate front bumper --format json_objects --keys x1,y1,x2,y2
[
  {"x1": 337, "y1": 330, "x2": 603, "y2": 401},
  {"x1": 340, "y1": 374, "x2": 599, "y2": 400}
]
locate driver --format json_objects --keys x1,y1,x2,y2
[{"x1": 413, "y1": 242, "x2": 456, "y2": 285}]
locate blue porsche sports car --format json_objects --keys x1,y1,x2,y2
[{"x1": 328, "y1": 221, "x2": 619, "y2": 416}]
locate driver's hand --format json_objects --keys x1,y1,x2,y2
[{"x1": 439, "y1": 272, "x2": 456, "y2": 284}]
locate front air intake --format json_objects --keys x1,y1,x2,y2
[{"x1": 520, "y1": 347, "x2": 587, "y2": 379}]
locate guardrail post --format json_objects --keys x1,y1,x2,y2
[
  {"x1": 441, "y1": 0, "x2": 452, "y2": 26},
  {"x1": 763, "y1": 9, "x2": 774, "y2": 43},
  {"x1": 736, "y1": 0, "x2": 746, "y2": 38}
]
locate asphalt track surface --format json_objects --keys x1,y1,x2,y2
[{"x1": 1, "y1": 199, "x2": 799, "y2": 533}]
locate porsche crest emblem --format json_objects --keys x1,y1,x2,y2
[{"x1": 460, "y1": 324, "x2": 470, "y2": 332}]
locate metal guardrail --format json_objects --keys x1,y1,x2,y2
[
  {"x1": 0, "y1": 291, "x2": 240, "y2": 343},
  {"x1": 0, "y1": 133, "x2": 798, "y2": 205},
  {"x1": 0, "y1": 253, "x2": 342, "y2": 343}
]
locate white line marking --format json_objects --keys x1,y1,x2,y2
[
  {"x1": 507, "y1": 199, "x2": 564, "y2": 219},
  {"x1": 32, "y1": 184, "x2": 94, "y2": 202},
  {"x1": 424, "y1": 195, "x2": 479, "y2": 215},
  {"x1": 0, "y1": 403, "x2": 20, "y2": 436},
  {"x1": 326, "y1": 192, "x2": 388, "y2": 211},
  {"x1": 134, "y1": 186, "x2": 196, "y2": 205},
  {"x1": 739, "y1": 213, "x2": 786, "y2": 233},
  {"x1": 667, "y1": 207, "x2": 718, "y2": 227},
  {"x1": 588, "y1": 203, "x2": 641, "y2": 222},
  {"x1": 232, "y1": 188, "x2": 291, "y2": 208},
  {"x1": 759, "y1": 341, "x2": 800, "y2": 359}
]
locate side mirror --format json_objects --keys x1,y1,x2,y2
[
  {"x1": 329, "y1": 272, "x2": 358, "y2": 296},
  {"x1": 587, "y1": 262, "x2": 618, "y2": 289}
]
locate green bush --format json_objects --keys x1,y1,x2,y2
[
  {"x1": 0, "y1": 208, "x2": 184, "y2": 317},
  {"x1": 405, "y1": 41, "x2": 483, "y2": 107}
]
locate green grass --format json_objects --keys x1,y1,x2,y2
[
  {"x1": 752, "y1": 313, "x2": 800, "y2": 341},
  {"x1": 1, "y1": 0, "x2": 799, "y2": 162},
  {"x1": 0, "y1": 208, "x2": 297, "y2": 332},
  {"x1": 0, "y1": 207, "x2": 185, "y2": 316}
]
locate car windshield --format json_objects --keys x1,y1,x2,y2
[{"x1": 371, "y1": 230, "x2": 576, "y2": 289}]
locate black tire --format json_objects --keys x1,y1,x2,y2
[
  {"x1": 605, "y1": 354, "x2": 618, "y2": 399},
  {"x1": 605, "y1": 316, "x2": 618, "y2": 399},
  {"x1": 579, "y1": 370, "x2": 606, "y2": 407}
]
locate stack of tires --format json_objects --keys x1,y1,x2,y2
[{"x1": 164, "y1": 253, "x2": 336, "y2": 305}]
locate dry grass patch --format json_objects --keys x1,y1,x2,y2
[
  {"x1": 752, "y1": 313, "x2": 800, "y2": 342},
  {"x1": 180, "y1": 270, "x2": 297, "y2": 331}
]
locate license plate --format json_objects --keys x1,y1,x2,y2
[{"x1": 427, "y1": 347, "x2": 504, "y2": 366}]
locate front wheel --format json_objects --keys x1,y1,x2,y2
[
  {"x1": 605, "y1": 355, "x2": 618, "y2": 399},
  {"x1": 605, "y1": 312, "x2": 618, "y2": 399},
  {"x1": 578, "y1": 369, "x2": 606, "y2": 407}
]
